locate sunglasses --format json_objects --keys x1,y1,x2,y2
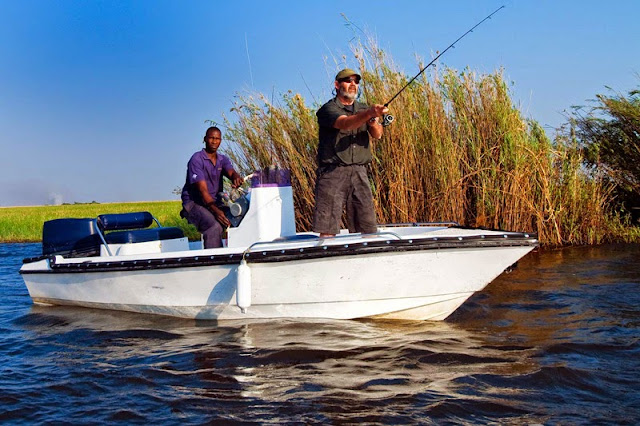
[{"x1": 338, "y1": 76, "x2": 360, "y2": 84}]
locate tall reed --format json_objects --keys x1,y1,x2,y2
[{"x1": 222, "y1": 40, "x2": 632, "y2": 246}]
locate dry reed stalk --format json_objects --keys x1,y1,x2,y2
[{"x1": 220, "y1": 39, "x2": 631, "y2": 246}]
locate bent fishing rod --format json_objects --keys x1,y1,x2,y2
[{"x1": 381, "y1": 5, "x2": 505, "y2": 126}]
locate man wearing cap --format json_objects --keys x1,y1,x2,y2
[{"x1": 313, "y1": 68, "x2": 389, "y2": 237}]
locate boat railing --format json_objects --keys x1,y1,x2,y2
[
  {"x1": 366, "y1": 231, "x2": 403, "y2": 241},
  {"x1": 241, "y1": 230, "x2": 403, "y2": 260},
  {"x1": 379, "y1": 221, "x2": 460, "y2": 228},
  {"x1": 95, "y1": 222, "x2": 113, "y2": 256}
]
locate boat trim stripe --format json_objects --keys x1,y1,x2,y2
[{"x1": 20, "y1": 233, "x2": 538, "y2": 274}]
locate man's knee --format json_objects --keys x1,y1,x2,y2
[{"x1": 202, "y1": 221, "x2": 224, "y2": 248}]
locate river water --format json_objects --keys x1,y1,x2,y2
[{"x1": 1, "y1": 243, "x2": 639, "y2": 424}]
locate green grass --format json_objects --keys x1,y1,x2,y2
[{"x1": 0, "y1": 201, "x2": 199, "y2": 243}]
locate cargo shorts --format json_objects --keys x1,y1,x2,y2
[{"x1": 312, "y1": 164, "x2": 378, "y2": 235}]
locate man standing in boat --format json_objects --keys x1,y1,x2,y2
[
  {"x1": 181, "y1": 126, "x2": 244, "y2": 248},
  {"x1": 313, "y1": 68, "x2": 389, "y2": 237}
]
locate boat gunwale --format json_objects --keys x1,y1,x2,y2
[{"x1": 20, "y1": 230, "x2": 538, "y2": 274}]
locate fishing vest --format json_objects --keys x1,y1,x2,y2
[{"x1": 316, "y1": 97, "x2": 372, "y2": 166}]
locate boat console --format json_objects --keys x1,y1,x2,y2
[{"x1": 225, "y1": 168, "x2": 296, "y2": 248}]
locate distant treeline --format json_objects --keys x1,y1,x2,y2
[
  {"x1": 60, "y1": 201, "x2": 100, "y2": 205},
  {"x1": 221, "y1": 39, "x2": 639, "y2": 246}
]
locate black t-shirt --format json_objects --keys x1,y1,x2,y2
[{"x1": 316, "y1": 97, "x2": 371, "y2": 166}]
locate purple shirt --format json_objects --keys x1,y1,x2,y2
[{"x1": 181, "y1": 149, "x2": 234, "y2": 206}]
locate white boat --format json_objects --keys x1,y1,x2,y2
[{"x1": 20, "y1": 169, "x2": 538, "y2": 321}]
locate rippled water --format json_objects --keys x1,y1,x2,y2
[{"x1": 1, "y1": 243, "x2": 639, "y2": 424}]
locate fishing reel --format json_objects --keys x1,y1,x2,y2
[
  {"x1": 219, "y1": 187, "x2": 250, "y2": 227},
  {"x1": 382, "y1": 114, "x2": 394, "y2": 127}
]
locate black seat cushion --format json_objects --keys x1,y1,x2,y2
[
  {"x1": 42, "y1": 218, "x2": 101, "y2": 257},
  {"x1": 105, "y1": 227, "x2": 184, "y2": 244},
  {"x1": 98, "y1": 212, "x2": 154, "y2": 231}
]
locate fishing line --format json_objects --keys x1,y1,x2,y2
[{"x1": 382, "y1": 5, "x2": 505, "y2": 126}]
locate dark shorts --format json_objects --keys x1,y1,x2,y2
[{"x1": 312, "y1": 164, "x2": 377, "y2": 235}]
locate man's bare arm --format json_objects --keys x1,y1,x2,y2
[
  {"x1": 333, "y1": 104, "x2": 389, "y2": 133},
  {"x1": 195, "y1": 180, "x2": 230, "y2": 227}
]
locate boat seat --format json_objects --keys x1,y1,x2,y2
[
  {"x1": 105, "y1": 227, "x2": 185, "y2": 244},
  {"x1": 97, "y1": 211, "x2": 184, "y2": 245},
  {"x1": 98, "y1": 212, "x2": 155, "y2": 231},
  {"x1": 42, "y1": 218, "x2": 102, "y2": 257}
]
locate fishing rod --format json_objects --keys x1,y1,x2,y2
[{"x1": 381, "y1": 5, "x2": 505, "y2": 126}]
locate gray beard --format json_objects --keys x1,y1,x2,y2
[{"x1": 339, "y1": 87, "x2": 357, "y2": 101}]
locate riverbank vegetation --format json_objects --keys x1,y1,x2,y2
[
  {"x1": 3, "y1": 43, "x2": 638, "y2": 247},
  {"x1": 559, "y1": 84, "x2": 640, "y2": 218},
  {"x1": 0, "y1": 201, "x2": 198, "y2": 243},
  {"x1": 222, "y1": 40, "x2": 639, "y2": 247}
]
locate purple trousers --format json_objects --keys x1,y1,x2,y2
[{"x1": 182, "y1": 201, "x2": 224, "y2": 248}]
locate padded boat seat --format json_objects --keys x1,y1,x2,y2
[
  {"x1": 98, "y1": 212, "x2": 154, "y2": 231},
  {"x1": 105, "y1": 227, "x2": 185, "y2": 244}
]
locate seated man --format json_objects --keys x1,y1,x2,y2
[{"x1": 181, "y1": 126, "x2": 243, "y2": 248}]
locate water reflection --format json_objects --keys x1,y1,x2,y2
[
  {"x1": 19, "y1": 305, "x2": 542, "y2": 412},
  {"x1": 4, "y1": 243, "x2": 640, "y2": 423}
]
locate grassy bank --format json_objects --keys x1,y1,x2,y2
[{"x1": 0, "y1": 201, "x2": 197, "y2": 243}]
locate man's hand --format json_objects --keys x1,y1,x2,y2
[
  {"x1": 229, "y1": 170, "x2": 244, "y2": 188},
  {"x1": 367, "y1": 104, "x2": 389, "y2": 139},
  {"x1": 334, "y1": 104, "x2": 390, "y2": 131},
  {"x1": 368, "y1": 104, "x2": 389, "y2": 119},
  {"x1": 232, "y1": 175, "x2": 244, "y2": 188},
  {"x1": 210, "y1": 205, "x2": 231, "y2": 228}
]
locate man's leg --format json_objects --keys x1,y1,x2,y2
[
  {"x1": 312, "y1": 166, "x2": 349, "y2": 236},
  {"x1": 201, "y1": 221, "x2": 224, "y2": 249},
  {"x1": 183, "y1": 202, "x2": 224, "y2": 248},
  {"x1": 348, "y1": 165, "x2": 378, "y2": 234}
]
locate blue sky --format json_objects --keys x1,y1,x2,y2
[{"x1": 1, "y1": 0, "x2": 638, "y2": 206}]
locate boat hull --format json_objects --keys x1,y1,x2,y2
[{"x1": 22, "y1": 244, "x2": 534, "y2": 321}]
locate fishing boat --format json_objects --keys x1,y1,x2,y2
[{"x1": 19, "y1": 169, "x2": 538, "y2": 321}]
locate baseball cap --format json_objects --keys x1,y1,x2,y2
[{"x1": 335, "y1": 68, "x2": 361, "y2": 81}]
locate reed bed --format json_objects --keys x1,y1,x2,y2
[
  {"x1": 5, "y1": 42, "x2": 635, "y2": 247},
  {"x1": 0, "y1": 201, "x2": 198, "y2": 243},
  {"x1": 223, "y1": 40, "x2": 633, "y2": 246}
]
